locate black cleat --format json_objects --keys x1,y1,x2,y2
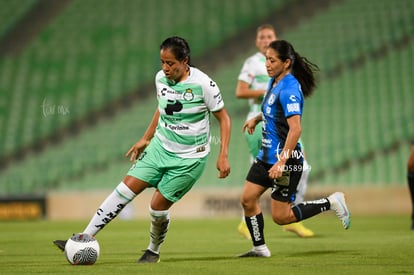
[
  {"x1": 53, "y1": 240, "x2": 67, "y2": 252},
  {"x1": 137, "y1": 249, "x2": 160, "y2": 263}
]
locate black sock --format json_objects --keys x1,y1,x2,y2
[
  {"x1": 292, "y1": 198, "x2": 330, "y2": 221},
  {"x1": 408, "y1": 172, "x2": 414, "y2": 220},
  {"x1": 245, "y1": 212, "x2": 265, "y2": 246}
]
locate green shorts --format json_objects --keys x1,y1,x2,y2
[
  {"x1": 127, "y1": 138, "x2": 208, "y2": 203},
  {"x1": 244, "y1": 121, "x2": 262, "y2": 159}
]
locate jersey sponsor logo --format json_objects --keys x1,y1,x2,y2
[
  {"x1": 165, "y1": 100, "x2": 183, "y2": 115},
  {"x1": 167, "y1": 124, "x2": 189, "y2": 131},
  {"x1": 262, "y1": 138, "x2": 272, "y2": 148},
  {"x1": 160, "y1": 87, "x2": 180, "y2": 97},
  {"x1": 249, "y1": 215, "x2": 262, "y2": 242},
  {"x1": 287, "y1": 103, "x2": 300, "y2": 113},
  {"x1": 289, "y1": 95, "x2": 297, "y2": 102}
]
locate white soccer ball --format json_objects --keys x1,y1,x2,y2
[{"x1": 64, "y1": 233, "x2": 100, "y2": 265}]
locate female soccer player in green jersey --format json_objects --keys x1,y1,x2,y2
[{"x1": 54, "y1": 36, "x2": 231, "y2": 263}]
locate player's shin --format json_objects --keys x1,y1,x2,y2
[
  {"x1": 83, "y1": 182, "x2": 137, "y2": 236},
  {"x1": 291, "y1": 198, "x2": 330, "y2": 221},
  {"x1": 147, "y1": 207, "x2": 170, "y2": 254},
  {"x1": 245, "y1": 212, "x2": 265, "y2": 246}
]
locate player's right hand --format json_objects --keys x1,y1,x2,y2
[
  {"x1": 242, "y1": 117, "x2": 259, "y2": 135},
  {"x1": 125, "y1": 139, "x2": 150, "y2": 162}
]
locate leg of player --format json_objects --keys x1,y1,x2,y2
[
  {"x1": 137, "y1": 190, "x2": 173, "y2": 264},
  {"x1": 407, "y1": 144, "x2": 414, "y2": 230},
  {"x1": 83, "y1": 181, "x2": 139, "y2": 235},
  {"x1": 238, "y1": 181, "x2": 271, "y2": 257},
  {"x1": 409, "y1": 172, "x2": 414, "y2": 230},
  {"x1": 282, "y1": 159, "x2": 315, "y2": 237},
  {"x1": 289, "y1": 192, "x2": 351, "y2": 230},
  {"x1": 238, "y1": 128, "x2": 262, "y2": 240},
  {"x1": 53, "y1": 177, "x2": 145, "y2": 252}
]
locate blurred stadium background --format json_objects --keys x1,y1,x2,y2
[{"x1": 0, "y1": 0, "x2": 413, "y2": 219}]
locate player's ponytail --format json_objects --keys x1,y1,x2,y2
[{"x1": 268, "y1": 40, "x2": 319, "y2": 98}]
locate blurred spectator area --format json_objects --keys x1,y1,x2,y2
[{"x1": 0, "y1": 0, "x2": 413, "y2": 195}]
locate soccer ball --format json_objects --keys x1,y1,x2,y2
[{"x1": 64, "y1": 233, "x2": 100, "y2": 265}]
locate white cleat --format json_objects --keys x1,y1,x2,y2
[
  {"x1": 328, "y1": 192, "x2": 351, "y2": 230},
  {"x1": 238, "y1": 245, "x2": 271, "y2": 258}
]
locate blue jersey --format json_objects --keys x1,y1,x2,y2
[{"x1": 257, "y1": 73, "x2": 304, "y2": 164}]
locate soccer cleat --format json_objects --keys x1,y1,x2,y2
[
  {"x1": 53, "y1": 240, "x2": 67, "y2": 252},
  {"x1": 283, "y1": 222, "x2": 315, "y2": 238},
  {"x1": 238, "y1": 248, "x2": 271, "y2": 258},
  {"x1": 328, "y1": 192, "x2": 351, "y2": 230},
  {"x1": 137, "y1": 249, "x2": 160, "y2": 263},
  {"x1": 238, "y1": 221, "x2": 251, "y2": 240}
]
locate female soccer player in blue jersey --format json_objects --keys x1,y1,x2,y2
[
  {"x1": 239, "y1": 40, "x2": 350, "y2": 257},
  {"x1": 236, "y1": 24, "x2": 314, "y2": 239},
  {"x1": 54, "y1": 36, "x2": 231, "y2": 263}
]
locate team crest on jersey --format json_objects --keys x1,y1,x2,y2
[{"x1": 183, "y1": 88, "x2": 194, "y2": 101}]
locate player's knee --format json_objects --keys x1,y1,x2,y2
[
  {"x1": 408, "y1": 159, "x2": 414, "y2": 173},
  {"x1": 271, "y1": 212, "x2": 290, "y2": 225},
  {"x1": 240, "y1": 195, "x2": 255, "y2": 211},
  {"x1": 408, "y1": 148, "x2": 414, "y2": 172},
  {"x1": 240, "y1": 196, "x2": 250, "y2": 209}
]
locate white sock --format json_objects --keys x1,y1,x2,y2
[
  {"x1": 147, "y1": 207, "x2": 170, "y2": 254},
  {"x1": 83, "y1": 182, "x2": 136, "y2": 236}
]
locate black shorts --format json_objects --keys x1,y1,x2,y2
[{"x1": 246, "y1": 158, "x2": 303, "y2": 202}]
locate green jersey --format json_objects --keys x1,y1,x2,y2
[
  {"x1": 154, "y1": 66, "x2": 224, "y2": 158},
  {"x1": 237, "y1": 52, "x2": 269, "y2": 120}
]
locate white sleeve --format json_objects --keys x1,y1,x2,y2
[
  {"x1": 155, "y1": 70, "x2": 164, "y2": 99},
  {"x1": 237, "y1": 57, "x2": 254, "y2": 84},
  {"x1": 203, "y1": 78, "x2": 224, "y2": 112}
]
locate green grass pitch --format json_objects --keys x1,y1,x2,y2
[{"x1": 1, "y1": 214, "x2": 413, "y2": 274}]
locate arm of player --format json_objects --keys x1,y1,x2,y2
[
  {"x1": 242, "y1": 113, "x2": 263, "y2": 135},
  {"x1": 235, "y1": 80, "x2": 266, "y2": 99},
  {"x1": 212, "y1": 108, "x2": 231, "y2": 179},
  {"x1": 125, "y1": 108, "x2": 160, "y2": 162}
]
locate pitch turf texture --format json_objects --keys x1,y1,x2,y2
[{"x1": 1, "y1": 215, "x2": 413, "y2": 274}]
